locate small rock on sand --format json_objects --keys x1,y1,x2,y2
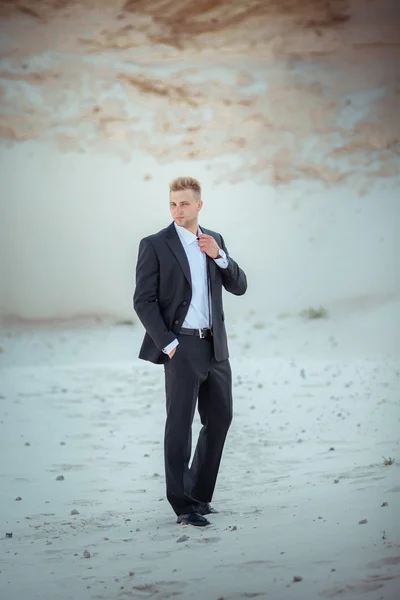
[
  {"x1": 177, "y1": 535, "x2": 189, "y2": 543},
  {"x1": 83, "y1": 550, "x2": 91, "y2": 558}
]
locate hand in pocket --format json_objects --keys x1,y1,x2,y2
[{"x1": 169, "y1": 346, "x2": 177, "y2": 359}]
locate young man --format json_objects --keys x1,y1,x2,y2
[{"x1": 133, "y1": 176, "x2": 247, "y2": 527}]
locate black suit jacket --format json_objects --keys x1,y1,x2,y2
[{"x1": 133, "y1": 222, "x2": 247, "y2": 364}]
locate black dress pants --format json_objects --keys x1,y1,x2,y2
[{"x1": 163, "y1": 334, "x2": 232, "y2": 516}]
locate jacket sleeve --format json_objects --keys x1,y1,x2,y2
[
  {"x1": 133, "y1": 238, "x2": 177, "y2": 351},
  {"x1": 218, "y1": 234, "x2": 247, "y2": 296}
]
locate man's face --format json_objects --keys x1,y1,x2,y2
[{"x1": 169, "y1": 189, "x2": 202, "y2": 229}]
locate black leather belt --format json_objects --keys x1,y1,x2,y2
[{"x1": 180, "y1": 327, "x2": 213, "y2": 339}]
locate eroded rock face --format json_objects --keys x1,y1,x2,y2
[{"x1": 0, "y1": 0, "x2": 399, "y2": 188}]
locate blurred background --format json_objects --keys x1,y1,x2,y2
[{"x1": 0, "y1": 0, "x2": 399, "y2": 353}]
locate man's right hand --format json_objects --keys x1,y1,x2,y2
[{"x1": 169, "y1": 347, "x2": 177, "y2": 359}]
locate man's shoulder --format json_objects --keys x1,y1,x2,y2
[
  {"x1": 140, "y1": 223, "x2": 223, "y2": 244},
  {"x1": 200, "y1": 226, "x2": 222, "y2": 240},
  {"x1": 140, "y1": 224, "x2": 171, "y2": 244}
]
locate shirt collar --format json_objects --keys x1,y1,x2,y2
[{"x1": 174, "y1": 222, "x2": 202, "y2": 245}]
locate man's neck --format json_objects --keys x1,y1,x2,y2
[{"x1": 188, "y1": 225, "x2": 199, "y2": 236}]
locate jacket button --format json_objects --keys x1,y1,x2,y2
[
  {"x1": 183, "y1": 301, "x2": 187, "y2": 306},
  {"x1": 174, "y1": 320, "x2": 179, "y2": 324}
]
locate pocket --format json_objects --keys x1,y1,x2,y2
[{"x1": 170, "y1": 342, "x2": 181, "y2": 361}]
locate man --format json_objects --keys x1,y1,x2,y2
[{"x1": 133, "y1": 176, "x2": 247, "y2": 527}]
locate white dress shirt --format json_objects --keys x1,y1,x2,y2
[{"x1": 163, "y1": 223, "x2": 229, "y2": 355}]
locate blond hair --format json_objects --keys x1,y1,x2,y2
[{"x1": 169, "y1": 176, "x2": 201, "y2": 200}]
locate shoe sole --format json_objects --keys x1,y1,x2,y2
[{"x1": 177, "y1": 519, "x2": 210, "y2": 527}]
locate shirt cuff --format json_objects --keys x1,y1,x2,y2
[
  {"x1": 163, "y1": 338, "x2": 179, "y2": 355},
  {"x1": 214, "y1": 249, "x2": 229, "y2": 269}
]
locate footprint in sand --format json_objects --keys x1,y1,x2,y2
[
  {"x1": 320, "y1": 575, "x2": 397, "y2": 597},
  {"x1": 127, "y1": 580, "x2": 187, "y2": 598},
  {"x1": 367, "y1": 556, "x2": 400, "y2": 569},
  {"x1": 243, "y1": 560, "x2": 276, "y2": 567}
]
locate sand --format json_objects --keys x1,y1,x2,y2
[{"x1": 1, "y1": 314, "x2": 399, "y2": 600}]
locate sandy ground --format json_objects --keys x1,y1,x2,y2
[{"x1": 1, "y1": 314, "x2": 399, "y2": 600}]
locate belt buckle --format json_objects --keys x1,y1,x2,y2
[{"x1": 199, "y1": 328, "x2": 204, "y2": 339}]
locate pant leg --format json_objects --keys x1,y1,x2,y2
[
  {"x1": 163, "y1": 336, "x2": 210, "y2": 515},
  {"x1": 189, "y1": 356, "x2": 233, "y2": 503}
]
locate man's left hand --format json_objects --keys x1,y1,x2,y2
[{"x1": 198, "y1": 234, "x2": 220, "y2": 259}]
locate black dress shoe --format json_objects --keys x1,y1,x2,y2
[
  {"x1": 197, "y1": 502, "x2": 218, "y2": 516},
  {"x1": 176, "y1": 512, "x2": 210, "y2": 527}
]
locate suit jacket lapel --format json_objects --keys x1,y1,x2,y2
[{"x1": 166, "y1": 222, "x2": 192, "y2": 287}]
